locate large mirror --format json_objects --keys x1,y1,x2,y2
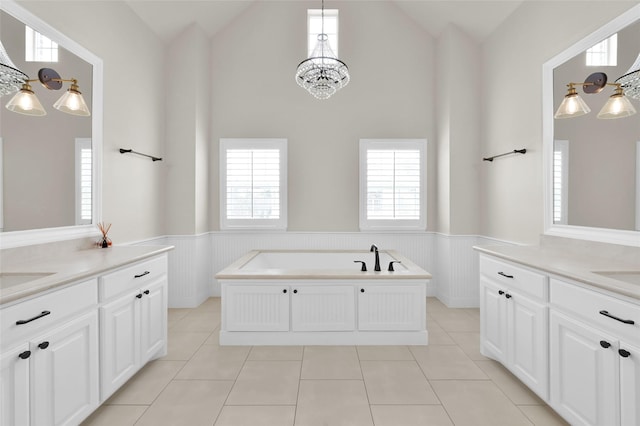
[
  {"x1": 543, "y1": 5, "x2": 640, "y2": 247},
  {"x1": 0, "y1": 0, "x2": 102, "y2": 248}
]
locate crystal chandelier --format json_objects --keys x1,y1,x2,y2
[
  {"x1": 616, "y1": 52, "x2": 640, "y2": 100},
  {"x1": 295, "y1": 0, "x2": 350, "y2": 100},
  {"x1": 0, "y1": 40, "x2": 29, "y2": 97}
]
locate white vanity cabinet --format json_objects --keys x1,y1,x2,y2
[
  {"x1": 0, "y1": 279, "x2": 99, "y2": 426},
  {"x1": 549, "y1": 278, "x2": 640, "y2": 426},
  {"x1": 479, "y1": 255, "x2": 549, "y2": 399},
  {"x1": 99, "y1": 255, "x2": 168, "y2": 400}
]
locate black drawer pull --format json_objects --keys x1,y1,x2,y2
[
  {"x1": 136, "y1": 293, "x2": 143, "y2": 299},
  {"x1": 16, "y1": 310, "x2": 51, "y2": 325},
  {"x1": 38, "y1": 341, "x2": 49, "y2": 350},
  {"x1": 143, "y1": 290, "x2": 150, "y2": 295},
  {"x1": 599, "y1": 310, "x2": 635, "y2": 325},
  {"x1": 498, "y1": 290, "x2": 505, "y2": 295},
  {"x1": 600, "y1": 340, "x2": 611, "y2": 349},
  {"x1": 18, "y1": 351, "x2": 31, "y2": 360},
  {"x1": 505, "y1": 293, "x2": 512, "y2": 299},
  {"x1": 619, "y1": 349, "x2": 631, "y2": 358},
  {"x1": 134, "y1": 271, "x2": 150, "y2": 279},
  {"x1": 498, "y1": 272, "x2": 514, "y2": 279}
]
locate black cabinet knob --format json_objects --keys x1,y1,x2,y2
[
  {"x1": 600, "y1": 340, "x2": 611, "y2": 349},
  {"x1": 360, "y1": 288, "x2": 365, "y2": 293},
  {"x1": 619, "y1": 349, "x2": 631, "y2": 358},
  {"x1": 18, "y1": 350, "x2": 31, "y2": 360},
  {"x1": 38, "y1": 341, "x2": 49, "y2": 350},
  {"x1": 136, "y1": 293, "x2": 143, "y2": 299},
  {"x1": 283, "y1": 289, "x2": 287, "y2": 294},
  {"x1": 293, "y1": 289, "x2": 298, "y2": 294},
  {"x1": 505, "y1": 293, "x2": 512, "y2": 299},
  {"x1": 143, "y1": 290, "x2": 150, "y2": 295},
  {"x1": 498, "y1": 290, "x2": 505, "y2": 295}
]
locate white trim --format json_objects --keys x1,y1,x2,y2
[
  {"x1": 359, "y1": 139, "x2": 427, "y2": 231},
  {"x1": 219, "y1": 138, "x2": 288, "y2": 231},
  {"x1": 542, "y1": 4, "x2": 640, "y2": 248},
  {"x1": 75, "y1": 138, "x2": 92, "y2": 226},
  {"x1": 0, "y1": 137, "x2": 3, "y2": 232},
  {"x1": 0, "y1": 0, "x2": 103, "y2": 249}
]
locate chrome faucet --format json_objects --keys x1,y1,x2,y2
[{"x1": 370, "y1": 244, "x2": 381, "y2": 272}]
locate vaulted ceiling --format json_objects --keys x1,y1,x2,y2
[{"x1": 125, "y1": 0, "x2": 524, "y2": 43}]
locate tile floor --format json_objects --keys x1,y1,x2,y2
[{"x1": 82, "y1": 297, "x2": 568, "y2": 426}]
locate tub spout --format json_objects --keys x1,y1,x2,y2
[{"x1": 370, "y1": 245, "x2": 381, "y2": 272}]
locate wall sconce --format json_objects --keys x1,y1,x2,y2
[
  {"x1": 5, "y1": 68, "x2": 90, "y2": 117},
  {"x1": 555, "y1": 72, "x2": 636, "y2": 120}
]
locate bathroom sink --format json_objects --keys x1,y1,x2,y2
[
  {"x1": 0, "y1": 272, "x2": 54, "y2": 290},
  {"x1": 592, "y1": 271, "x2": 640, "y2": 286}
]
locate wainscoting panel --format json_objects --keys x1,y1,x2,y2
[{"x1": 136, "y1": 233, "x2": 517, "y2": 308}]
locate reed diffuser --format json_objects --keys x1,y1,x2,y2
[{"x1": 97, "y1": 222, "x2": 112, "y2": 248}]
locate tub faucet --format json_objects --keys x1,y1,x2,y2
[{"x1": 370, "y1": 244, "x2": 381, "y2": 272}]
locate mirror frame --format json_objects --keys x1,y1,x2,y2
[
  {"x1": 542, "y1": 4, "x2": 640, "y2": 248},
  {"x1": 0, "y1": 0, "x2": 103, "y2": 249}
]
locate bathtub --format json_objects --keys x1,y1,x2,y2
[{"x1": 216, "y1": 250, "x2": 431, "y2": 345}]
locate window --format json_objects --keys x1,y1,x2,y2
[
  {"x1": 359, "y1": 139, "x2": 426, "y2": 231},
  {"x1": 25, "y1": 25, "x2": 58, "y2": 62},
  {"x1": 308, "y1": 9, "x2": 339, "y2": 57},
  {"x1": 586, "y1": 33, "x2": 617, "y2": 66},
  {"x1": 75, "y1": 138, "x2": 92, "y2": 225},
  {"x1": 220, "y1": 139, "x2": 287, "y2": 230},
  {"x1": 553, "y1": 140, "x2": 569, "y2": 225}
]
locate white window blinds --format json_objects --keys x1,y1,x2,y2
[
  {"x1": 220, "y1": 139, "x2": 287, "y2": 230},
  {"x1": 360, "y1": 139, "x2": 426, "y2": 230},
  {"x1": 75, "y1": 138, "x2": 92, "y2": 225},
  {"x1": 25, "y1": 26, "x2": 58, "y2": 62}
]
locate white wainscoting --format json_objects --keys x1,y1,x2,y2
[{"x1": 135, "y1": 232, "x2": 516, "y2": 308}]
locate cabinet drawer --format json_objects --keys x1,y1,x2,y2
[
  {"x1": 479, "y1": 256, "x2": 548, "y2": 300},
  {"x1": 0, "y1": 279, "x2": 98, "y2": 350},
  {"x1": 99, "y1": 256, "x2": 167, "y2": 301},
  {"x1": 551, "y1": 278, "x2": 640, "y2": 345}
]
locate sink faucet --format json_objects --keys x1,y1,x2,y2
[{"x1": 370, "y1": 244, "x2": 381, "y2": 272}]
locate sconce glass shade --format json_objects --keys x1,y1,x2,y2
[
  {"x1": 554, "y1": 86, "x2": 590, "y2": 119},
  {"x1": 597, "y1": 88, "x2": 637, "y2": 119},
  {"x1": 5, "y1": 83, "x2": 46, "y2": 116},
  {"x1": 53, "y1": 82, "x2": 90, "y2": 116}
]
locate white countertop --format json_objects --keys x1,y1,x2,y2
[
  {"x1": 474, "y1": 244, "x2": 640, "y2": 301},
  {"x1": 0, "y1": 245, "x2": 174, "y2": 306}
]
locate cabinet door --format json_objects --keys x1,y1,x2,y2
[
  {"x1": 140, "y1": 278, "x2": 167, "y2": 364},
  {"x1": 550, "y1": 310, "x2": 619, "y2": 426},
  {"x1": 291, "y1": 286, "x2": 355, "y2": 331},
  {"x1": 0, "y1": 345, "x2": 30, "y2": 426},
  {"x1": 100, "y1": 292, "x2": 140, "y2": 400},
  {"x1": 620, "y1": 342, "x2": 640, "y2": 426},
  {"x1": 224, "y1": 285, "x2": 290, "y2": 331},
  {"x1": 480, "y1": 278, "x2": 507, "y2": 362},
  {"x1": 508, "y1": 293, "x2": 548, "y2": 399},
  {"x1": 31, "y1": 311, "x2": 99, "y2": 426},
  {"x1": 358, "y1": 285, "x2": 424, "y2": 331}
]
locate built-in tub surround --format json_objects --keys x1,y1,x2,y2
[
  {"x1": 0, "y1": 240, "x2": 174, "y2": 305},
  {"x1": 217, "y1": 249, "x2": 432, "y2": 346}
]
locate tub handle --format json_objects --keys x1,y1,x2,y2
[
  {"x1": 388, "y1": 261, "x2": 402, "y2": 271},
  {"x1": 354, "y1": 261, "x2": 367, "y2": 271}
]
